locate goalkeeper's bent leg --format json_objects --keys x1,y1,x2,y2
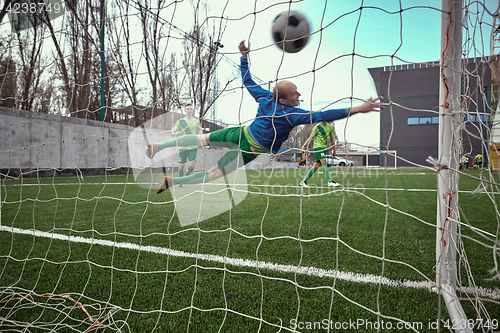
[
  {"x1": 173, "y1": 171, "x2": 210, "y2": 185},
  {"x1": 147, "y1": 134, "x2": 206, "y2": 159},
  {"x1": 157, "y1": 171, "x2": 211, "y2": 194},
  {"x1": 159, "y1": 135, "x2": 198, "y2": 150}
]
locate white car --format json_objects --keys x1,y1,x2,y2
[{"x1": 326, "y1": 155, "x2": 354, "y2": 167}]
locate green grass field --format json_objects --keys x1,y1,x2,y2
[{"x1": 0, "y1": 168, "x2": 498, "y2": 332}]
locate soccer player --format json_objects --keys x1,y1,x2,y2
[
  {"x1": 300, "y1": 121, "x2": 339, "y2": 187},
  {"x1": 460, "y1": 153, "x2": 470, "y2": 170},
  {"x1": 459, "y1": 154, "x2": 466, "y2": 170},
  {"x1": 171, "y1": 104, "x2": 202, "y2": 182},
  {"x1": 147, "y1": 41, "x2": 383, "y2": 193},
  {"x1": 474, "y1": 153, "x2": 483, "y2": 169}
]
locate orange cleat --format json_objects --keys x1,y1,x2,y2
[
  {"x1": 157, "y1": 176, "x2": 173, "y2": 194},
  {"x1": 146, "y1": 143, "x2": 160, "y2": 159}
]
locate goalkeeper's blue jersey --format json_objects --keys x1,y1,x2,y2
[{"x1": 241, "y1": 55, "x2": 350, "y2": 154}]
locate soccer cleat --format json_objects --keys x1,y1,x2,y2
[
  {"x1": 328, "y1": 181, "x2": 341, "y2": 187},
  {"x1": 300, "y1": 181, "x2": 309, "y2": 188},
  {"x1": 157, "y1": 176, "x2": 173, "y2": 194},
  {"x1": 146, "y1": 143, "x2": 160, "y2": 159}
]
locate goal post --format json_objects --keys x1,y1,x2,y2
[{"x1": 436, "y1": 0, "x2": 471, "y2": 331}]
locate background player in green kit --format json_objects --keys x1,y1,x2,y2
[
  {"x1": 474, "y1": 152, "x2": 483, "y2": 169},
  {"x1": 171, "y1": 104, "x2": 202, "y2": 179},
  {"x1": 300, "y1": 121, "x2": 339, "y2": 187}
]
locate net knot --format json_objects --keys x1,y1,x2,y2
[{"x1": 426, "y1": 156, "x2": 449, "y2": 172}]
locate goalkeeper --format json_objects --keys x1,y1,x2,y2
[
  {"x1": 147, "y1": 41, "x2": 383, "y2": 193},
  {"x1": 300, "y1": 121, "x2": 339, "y2": 188}
]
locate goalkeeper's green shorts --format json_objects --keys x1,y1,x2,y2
[{"x1": 209, "y1": 127, "x2": 259, "y2": 175}]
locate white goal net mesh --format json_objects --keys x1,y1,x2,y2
[{"x1": 0, "y1": 1, "x2": 499, "y2": 332}]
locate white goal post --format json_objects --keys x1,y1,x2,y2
[{"x1": 436, "y1": 0, "x2": 470, "y2": 331}]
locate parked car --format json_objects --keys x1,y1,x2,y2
[{"x1": 326, "y1": 155, "x2": 354, "y2": 167}]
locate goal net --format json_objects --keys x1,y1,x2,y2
[{"x1": 1, "y1": 0, "x2": 499, "y2": 332}]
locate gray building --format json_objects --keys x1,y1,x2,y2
[{"x1": 369, "y1": 58, "x2": 492, "y2": 167}]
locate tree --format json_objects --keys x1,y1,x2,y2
[
  {"x1": 110, "y1": 0, "x2": 181, "y2": 126},
  {"x1": 280, "y1": 126, "x2": 301, "y2": 150},
  {"x1": 0, "y1": 0, "x2": 13, "y2": 26},
  {"x1": 0, "y1": 34, "x2": 16, "y2": 108},
  {"x1": 0, "y1": 5, "x2": 53, "y2": 113},
  {"x1": 298, "y1": 123, "x2": 314, "y2": 149},
  {"x1": 138, "y1": 0, "x2": 169, "y2": 122},
  {"x1": 108, "y1": 0, "x2": 142, "y2": 126},
  {"x1": 0, "y1": 57, "x2": 16, "y2": 109},
  {"x1": 43, "y1": 0, "x2": 108, "y2": 120},
  {"x1": 160, "y1": 53, "x2": 182, "y2": 115},
  {"x1": 180, "y1": 0, "x2": 222, "y2": 120},
  {"x1": 14, "y1": 14, "x2": 45, "y2": 112}
]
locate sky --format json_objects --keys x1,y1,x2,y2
[
  {"x1": 3, "y1": 0, "x2": 499, "y2": 150},
  {"x1": 151, "y1": 0, "x2": 499, "y2": 151}
]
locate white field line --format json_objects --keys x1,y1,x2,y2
[
  {"x1": 0, "y1": 182, "x2": 492, "y2": 195},
  {"x1": 0, "y1": 182, "x2": 487, "y2": 193},
  {"x1": 0, "y1": 225, "x2": 498, "y2": 300}
]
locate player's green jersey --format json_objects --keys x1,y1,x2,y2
[
  {"x1": 173, "y1": 116, "x2": 202, "y2": 150},
  {"x1": 311, "y1": 122, "x2": 334, "y2": 150}
]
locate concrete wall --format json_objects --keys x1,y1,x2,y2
[
  {"x1": 0, "y1": 107, "x2": 275, "y2": 177},
  {"x1": 0, "y1": 107, "x2": 133, "y2": 174}
]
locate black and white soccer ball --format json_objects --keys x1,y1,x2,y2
[{"x1": 271, "y1": 10, "x2": 311, "y2": 53}]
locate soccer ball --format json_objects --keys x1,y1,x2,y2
[{"x1": 271, "y1": 10, "x2": 311, "y2": 53}]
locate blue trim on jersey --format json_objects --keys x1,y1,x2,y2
[{"x1": 240, "y1": 55, "x2": 350, "y2": 154}]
